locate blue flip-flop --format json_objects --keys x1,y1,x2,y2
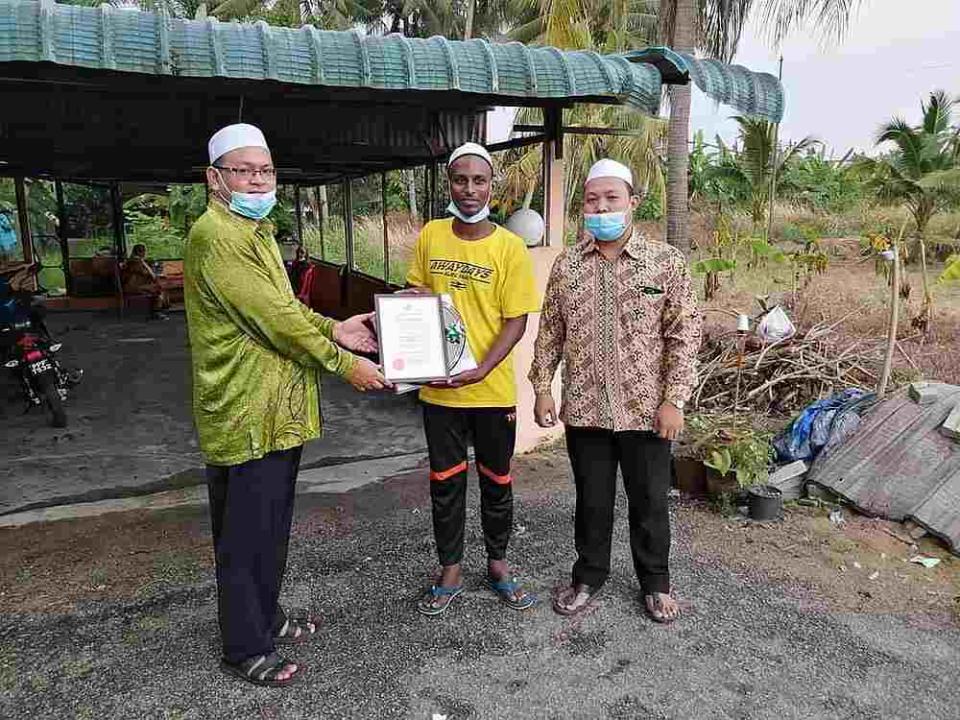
[
  {"x1": 417, "y1": 584, "x2": 464, "y2": 617},
  {"x1": 485, "y1": 576, "x2": 537, "y2": 611}
]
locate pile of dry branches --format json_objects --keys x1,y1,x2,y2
[{"x1": 694, "y1": 313, "x2": 885, "y2": 415}]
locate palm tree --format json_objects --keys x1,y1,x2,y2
[
  {"x1": 857, "y1": 91, "x2": 960, "y2": 331},
  {"x1": 859, "y1": 91, "x2": 960, "y2": 239},
  {"x1": 660, "y1": 0, "x2": 862, "y2": 252},
  {"x1": 497, "y1": 1, "x2": 665, "y2": 222},
  {"x1": 727, "y1": 116, "x2": 818, "y2": 226},
  {"x1": 756, "y1": 0, "x2": 865, "y2": 45}
]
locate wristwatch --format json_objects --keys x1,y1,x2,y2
[{"x1": 666, "y1": 399, "x2": 685, "y2": 411}]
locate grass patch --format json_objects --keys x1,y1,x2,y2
[{"x1": 121, "y1": 614, "x2": 169, "y2": 648}]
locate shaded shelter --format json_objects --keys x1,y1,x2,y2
[{"x1": 1, "y1": 0, "x2": 783, "y2": 315}]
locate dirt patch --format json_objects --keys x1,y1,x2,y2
[
  {"x1": 684, "y1": 500, "x2": 960, "y2": 625},
  {"x1": 2, "y1": 449, "x2": 957, "y2": 627},
  {"x1": 702, "y1": 243, "x2": 960, "y2": 385},
  {"x1": 0, "y1": 508, "x2": 213, "y2": 614}
]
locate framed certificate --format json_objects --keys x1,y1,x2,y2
[{"x1": 374, "y1": 294, "x2": 450, "y2": 383}]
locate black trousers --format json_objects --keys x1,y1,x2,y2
[
  {"x1": 422, "y1": 402, "x2": 516, "y2": 567},
  {"x1": 206, "y1": 446, "x2": 302, "y2": 664},
  {"x1": 565, "y1": 427, "x2": 672, "y2": 594}
]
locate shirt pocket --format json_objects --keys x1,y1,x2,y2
[{"x1": 620, "y1": 277, "x2": 667, "y2": 336}]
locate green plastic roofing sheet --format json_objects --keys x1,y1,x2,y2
[{"x1": 0, "y1": 0, "x2": 784, "y2": 122}]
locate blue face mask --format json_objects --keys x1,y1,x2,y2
[
  {"x1": 584, "y1": 211, "x2": 630, "y2": 242},
  {"x1": 447, "y1": 200, "x2": 490, "y2": 225},
  {"x1": 230, "y1": 190, "x2": 277, "y2": 220},
  {"x1": 215, "y1": 169, "x2": 277, "y2": 220}
]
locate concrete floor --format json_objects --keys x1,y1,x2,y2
[{"x1": 0, "y1": 310, "x2": 426, "y2": 515}]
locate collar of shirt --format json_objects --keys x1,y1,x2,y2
[{"x1": 578, "y1": 228, "x2": 644, "y2": 261}]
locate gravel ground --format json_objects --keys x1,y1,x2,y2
[{"x1": 1, "y1": 452, "x2": 958, "y2": 719}]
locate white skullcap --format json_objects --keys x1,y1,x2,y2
[
  {"x1": 208, "y1": 123, "x2": 270, "y2": 164},
  {"x1": 448, "y1": 142, "x2": 493, "y2": 169},
  {"x1": 585, "y1": 159, "x2": 634, "y2": 190}
]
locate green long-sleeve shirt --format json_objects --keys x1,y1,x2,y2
[{"x1": 184, "y1": 201, "x2": 357, "y2": 466}]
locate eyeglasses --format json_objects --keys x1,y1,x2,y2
[{"x1": 214, "y1": 166, "x2": 277, "y2": 180}]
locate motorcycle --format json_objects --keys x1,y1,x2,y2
[{"x1": 1, "y1": 294, "x2": 81, "y2": 428}]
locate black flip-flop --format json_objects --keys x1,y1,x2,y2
[
  {"x1": 552, "y1": 584, "x2": 601, "y2": 616},
  {"x1": 220, "y1": 652, "x2": 303, "y2": 688}
]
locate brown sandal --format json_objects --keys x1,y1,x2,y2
[
  {"x1": 644, "y1": 593, "x2": 680, "y2": 624},
  {"x1": 552, "y1": 584, "x2": 601, "y2": 616}
]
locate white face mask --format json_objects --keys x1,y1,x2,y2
[{"x1": 447, "y1": 200, "x2": 490, "y2": 224}]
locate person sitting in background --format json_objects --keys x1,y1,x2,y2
[
  {"x1": 287, "y1": 244, "x2": 309, "y2": 296},
  {"x1": 122, "y1": 243, "x2": 170, "y2": 320}
]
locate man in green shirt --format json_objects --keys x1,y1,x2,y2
[{"x1": 185, "y1": 123, "x2": 389, "y2": 687}]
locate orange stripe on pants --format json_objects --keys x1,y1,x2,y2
[
  {"x1": 429, "y1": 461, "x2": 468, "y2": 482},
  {"x1": 478, "y1": 463, "x2": 512, "y2": 485}
]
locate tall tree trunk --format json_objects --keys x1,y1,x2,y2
[
  {"x1": 665, "y1": 0, "x2": 695, "y2": 253},
  {"x1": 405, "y1": 169, "x2": 418, "y2": 217},
  {"x1": 464, "y1": 0, "x2": 476, "y2": 40},
  {"x1": 317, "y1": 185, "x2": 329, "y2": 226}
]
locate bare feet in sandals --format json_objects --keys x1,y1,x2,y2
[
  {"x1": 644, "y1": 592, "x2": 680, "y2": 623},
  {"x1": 487, "y1": 559, "x2": 536, "y2": 610},
  {"x1": 220, "y1": 652, "x2": 301, "y2": 687},
  {"x1": 417, "y1": 564, "x2": 464, "y2": 616},
  {"x1": 553, "y1": 583, "x2": 601, "y2": 616},
  {"x1": 274, "y1": 616, "x2": 318, "y2": 645}
]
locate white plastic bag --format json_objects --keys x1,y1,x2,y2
[{"x1": 757, "y1": 305, "x2": 796, "y2": 343}]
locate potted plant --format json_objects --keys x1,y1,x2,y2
[{"x1": 702, "y1": 431, "x2": 777, "y2": 516}]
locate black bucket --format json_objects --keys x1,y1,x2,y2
[{"x1": 748, "y1": 485, "x2": 782, "y2": 521}]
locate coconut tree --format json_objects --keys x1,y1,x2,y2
[
  {"x1": 660, "y1": 0, "x2": 864, "y2": 252},
  {"x1": 859, "y1": 91, "x2": 960, "y2": 239},
  {"x1": 857, "y1": 90, "x2": 960, "y2": 331},
  {"x1": 727, "y1": 116, "x2": 818, "y2": 226},
  {"x1": 497, "y1": 1, "x2": 665, "y2": 221}
]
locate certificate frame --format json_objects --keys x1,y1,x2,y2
[{"x1": 374, "y1": 293, "x2": 451, "y2": 383}]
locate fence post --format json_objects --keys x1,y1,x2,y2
[{"x1": 381, "y1": 172, "x2": 390, "y2": 284}]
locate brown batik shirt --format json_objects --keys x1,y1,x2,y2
[{"x1": 529, "y1": 230, "x2": 701, "y2": 432}]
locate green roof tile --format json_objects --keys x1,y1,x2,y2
[{"x1": 0, "y1": 0, "x2": 783, "y2": 121}]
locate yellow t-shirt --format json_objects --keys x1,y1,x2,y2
[{"x1": 407, "y1": 219, "x2": 540, "y2": 408}]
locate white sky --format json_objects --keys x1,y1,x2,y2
[{"x1": 690, "y1": 0, "x2": 960, "y2": 156}]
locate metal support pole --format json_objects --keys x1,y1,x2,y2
[
  {"x1": 765, "y1": 56, "x2": 784, "y2": 243},
  {"x1": 544, "y1": 106, "x2": 566, "y2": 248},
  {"x1": 428, "y1": 163, "x2": 438, "y2": 222},
  {"x1": 55, "y1": 180, "x2": 72, "y2": 296},
  {"x1": 317, "y1": 186, "x2": 326, "y2": 261},
  {"x1": 111, "y1": 182, "x2": 126, "y2": 259},
  {"x1": 294, "y1": 185, "x2": 303, "y2": 245},
  {"x1": 13, "y1": 178, "x2": 33, "y2": 266},
  {"x1": 381, "y1": 172, "x2": 390, "y2": 283},
  {"x1": 344, "y1": 179, "x2": 355, "y2": 271}
]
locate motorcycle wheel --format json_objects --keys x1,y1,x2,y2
[{"x1": 36, "y1": 373, "x2": 67, "y2": 428}]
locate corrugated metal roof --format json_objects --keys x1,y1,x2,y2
[
  {"x1": 810, "y1": 385, "x2": 960, "y2": 554},
  {"x1": 0, "y1": 1, "x2": 784, "y2": 121}
]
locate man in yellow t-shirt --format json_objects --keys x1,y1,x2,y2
[{"x1": 405, "y1": 142, "x2": 540, "y2": 616}]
